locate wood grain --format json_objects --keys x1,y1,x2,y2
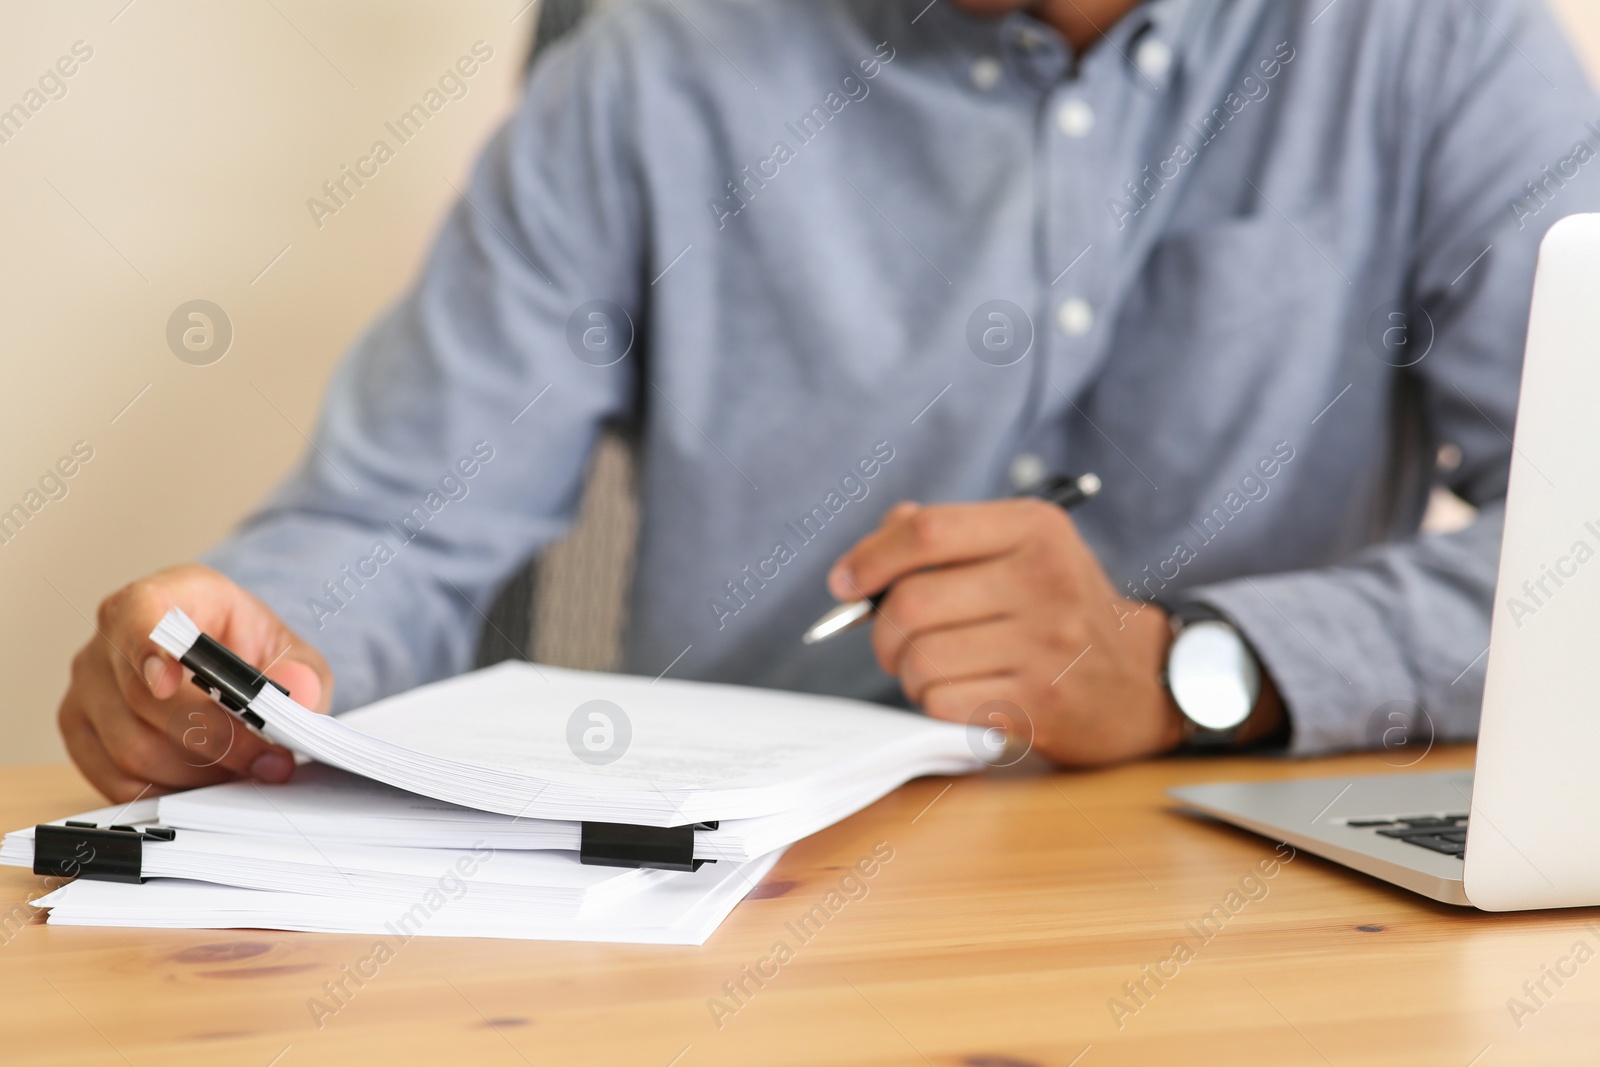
[{"x1": 3, "y1": 749, "x2": 1599, "y2": 1066}]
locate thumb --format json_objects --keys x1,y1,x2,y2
[{"x1": 266, "y1": 658, "x2": 327, "y2": 714}]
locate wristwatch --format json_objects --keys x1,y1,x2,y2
[{"x1": 1161, "y1": 601, "x2": 1261, "y2": 748}]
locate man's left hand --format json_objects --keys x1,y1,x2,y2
[{"x1": 827, "y1": 499, "x2": 1185, "y2": 766}]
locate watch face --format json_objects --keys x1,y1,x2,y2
[{"x1": 1168, "y1": 620, "x2": 1260, "y2": 732}]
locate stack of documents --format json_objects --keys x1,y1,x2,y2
[
  {"x1": 5, "y1": 797, "x2": 784, "y2": 944},
  {"x1": 3, "y1": 608, "x2": 987, "y2": 943}
]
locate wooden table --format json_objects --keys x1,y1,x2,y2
[{"x1": 3, "y1": 748, "x2": 1598, "y2": 1065}]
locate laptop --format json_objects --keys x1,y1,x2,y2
[{"x1": 1169, "y1": 213, "x2": 1600, "y2": 911}]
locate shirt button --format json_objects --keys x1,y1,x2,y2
[
  {"x1": 1136, "y1": 38, "x2": 1173, "y2": 81},
  {"x1": 1055, "y1": 98, "x2": 1095, "y2": 138},
  {"x1": 1010, "y1": 453, "x2": 1048, "y2": 491},
  {"x1": 1057, "y1": 298, "x2": 1094, "y2": 337},
  {"x1": 970, "y1": 56, "x2": 1003, "y2": 91}
]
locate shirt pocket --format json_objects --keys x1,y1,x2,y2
[
  {"x1": 1127, "y1": 209, "x2": 1349, "y2": 357},
  {"x1": 1074, "y1": 210, "x2": 1356, "y2": 551}
]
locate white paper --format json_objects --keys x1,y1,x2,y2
[
  {"x1": 152, "y1": 607, "x2": 987, "y2": 825},
  {"x1": 154, "y1": 761, "x2": 936, "y2": 862},
  {"x1": 30, "y1": 849, "x2": 783, "y2": 945},
  {"x1": 157, "y1": 763, "x2": 579, "y2": 850}
]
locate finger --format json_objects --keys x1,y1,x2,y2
[
  {"x1": 177, "y1": 632, "x2": 328, "y2": 776},
  {"x1": 101, "y1": 567, "x2": 329, "y2": 734},
  {"x1": 830, "y1": 500, "x2": 1058, "y2": 600},
  {"x1": 922, "y1": 675, "x2": 1029, "y2": 727},
  {"x1": 212, "y1": 618, "x2": 331, "y2": 715},
  {"x1": 871, "y1": 561, "x2": 1015, "y2": 675},
  {"x1": 169, "y1": 694, "x2": 297, "y2": 782},
  {"x1": 823, "y1": 501, "x2": 920, "y2": 604},
  {"x1": 160, "y1": 639, "x2": 321, "y2": 782},
  {"x1": 100, "y1": 568, "x2": 242, "y2": 732},
  {"x1": 881, "y1": 500, "x2": 920, "y2": 526},
  {"x1": 78, "y1": 630, "x2": 296, "y2": 784},
  {"x1": 58, "y1": 695, "x2": 152, "y2": 803},
  {"x1": 266, "y1": 657, "x2": 325, "y2": 714},
  {"x1": 76, "y1": 644, "x2": 286, "y2": 786},
  {"x1": 893, "y1": 619, "x2": 1022, "y2": 707},
  {"x1": 80, "y1": 686, "x2": 240, "y2": 790}
]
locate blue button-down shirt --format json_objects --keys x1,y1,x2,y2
[{"x1": 207, "y1": 0, "x2": 1600, "y2": 755}]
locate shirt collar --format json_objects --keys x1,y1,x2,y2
[{"x1": 994, "y1": 0, "x2": 1194, "y2": 90}]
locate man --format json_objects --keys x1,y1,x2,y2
[{"x1": 60, "y1": 0, "x2": 1600, "y2": 800}]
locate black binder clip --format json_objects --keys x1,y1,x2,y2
[
  {"x1": 579, "y1": 822, "x2": 717, "y2": 872},
  {"x1": 32, "y1": 823, "x2": 177, "y2": 884},
  {"x1": 180, "y1": 632, "x2": 290, "y2": 730}
]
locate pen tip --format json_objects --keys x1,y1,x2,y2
[
  {"x1": 802, "y1": 599, "x2": 874, "y2": 644},
  {"x1": 1078, "y1": 472, "x2": 1102, "y2": 497}
]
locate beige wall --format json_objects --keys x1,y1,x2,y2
[
  {"x1": 1554, "y1": 0, "x2": 1600, "y2": 79},
  {"x1": 1, "y1": 2, "x2": 1598, "y2": 766},
  {"x1": 0, "y1": 1, "x2": 527, "y2": 764}
]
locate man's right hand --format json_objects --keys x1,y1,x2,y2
[{"x1": 59, "y1": 563, "x2": 333, "y2": 802}]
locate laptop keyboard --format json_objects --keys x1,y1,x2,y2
[{"x1": 1345, "y1": 814, "x2": 1469, "y2": 859}]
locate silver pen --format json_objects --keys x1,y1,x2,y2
[{"x1": 801, "y1": 471, "x2": 1102, "y2": 645}]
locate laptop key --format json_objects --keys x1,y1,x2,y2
[
  {"x1": 1377, "y1": 827, "x2": 1447, "y2": 839},
  {"x1": 1379, "y1": 830, "x2": 1467, "y2": 857},
  {"x1": 1409, "y1": 834, "x2": 1465, "y2": 856},
  {"x1": 1364, "y1": 814, "x2": 1472, "y2": 859}
]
